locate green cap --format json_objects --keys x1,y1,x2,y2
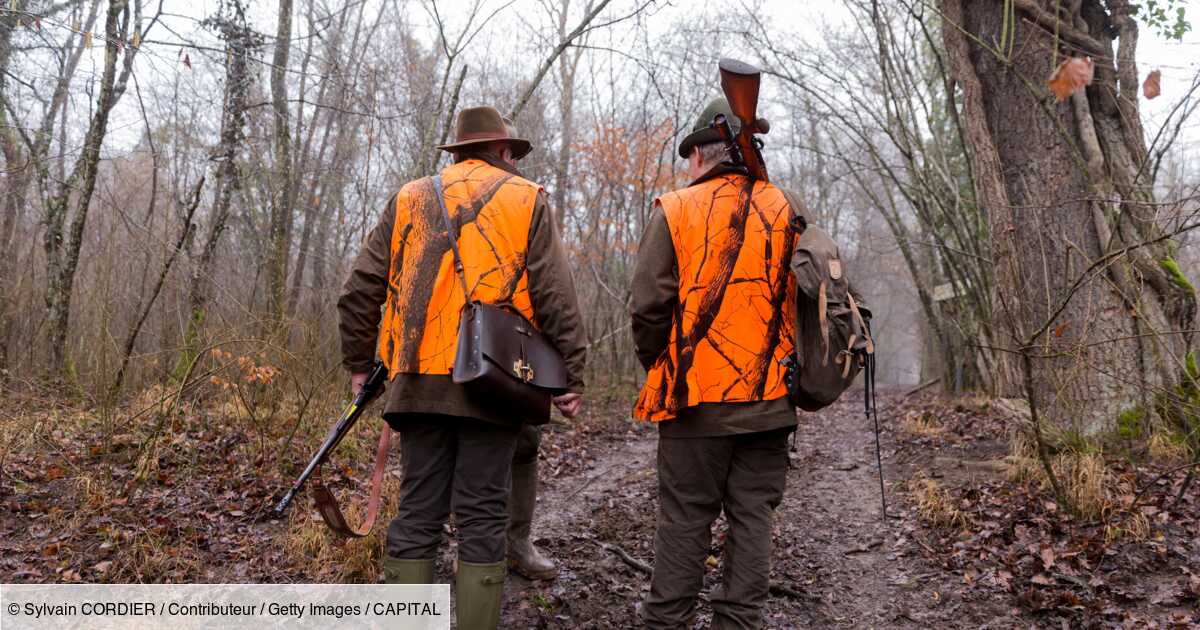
[{"x1": 678, "y1": 97, "x2": 739, "y2": 159}]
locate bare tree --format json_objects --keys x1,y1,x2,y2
[
  {"x1": 177, "y1": 0, "x2": 260, "y2": 378},
  {"x1": 40, "y1": 0, "x2": 148, "y2": 374},
  {"x1": 265, "y1": 0, "x2": 295, "y2": 328}
]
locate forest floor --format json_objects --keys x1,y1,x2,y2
[{"x1": 0, "y1": 386, "x2": 1197, "y2": 629}]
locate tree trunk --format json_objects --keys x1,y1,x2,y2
[
  {"x1": 942, "y1": 0, "x2": 1196, "y2": 432},
  {"x1": 176, "y1": 3, "x2": 255, "y2": 379},
  {"x1": 266, "y1": 0, "x2": 294, "y2": 327},
  {"x1": 42, "y1": 0, "x2": 134, "y2": 373},
  {"x1": 0, "y1": 1, "x2": 28, "y2": 376}
]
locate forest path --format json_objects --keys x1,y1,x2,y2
[{"x1": 502, "y1": 391, "x2": 1017, "y2": 628}]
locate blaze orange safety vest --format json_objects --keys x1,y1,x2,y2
[
  {"x1": 378, "y1": 159, "x2": 541, "y2": 378},
  {"x1": 634, "y1": 174, "x2": 797, "y2": 422}
]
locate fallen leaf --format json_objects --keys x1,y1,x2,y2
[
  {"x1": 93, "y1": 561, "x2": 112, "y2": 573},
  {"x1": 1031, "y1": 573, "x2": 1056, "y2": 586},
  {"x1": 1048, "y1": 57, "x2": 1094, "y2": 101},
  {"x1": 997, "y1": 570, "x2": 1013, "y2": 590},
  {"x1": 1039, "y1": 545, "x2": 1055, "y2": 570},
  {"x1": 1143, "y1": 69, "x2": 1161, "y2": 100}
]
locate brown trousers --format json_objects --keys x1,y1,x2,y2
[
  {"x1": 385, "y1": 414, "x2": 520, "y2": 563},
  {"x1": 643, "y1": 427, "x2": 791, "y2": 630}
]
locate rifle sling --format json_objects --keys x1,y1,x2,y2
[{"x1": 310, "y1": 425, "x2": 391, "y2": 538}]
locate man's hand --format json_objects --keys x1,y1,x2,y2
[
  {"x1": 552, "y1": 392, "x2": 583, "y2": 419},
  {"x1": 350, "y1": 372, "x2": 369, "y2": 396}
]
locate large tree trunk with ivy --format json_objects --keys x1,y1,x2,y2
[{"x1": 941, "y1": 0, "x2": 1196, "y2": 435}]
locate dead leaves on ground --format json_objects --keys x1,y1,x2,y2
[{"x1": 896, "y1": 396, "x2": 1200, "y2": 626}]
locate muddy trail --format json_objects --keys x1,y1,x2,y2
[
  {"x1": 501, "y1": 390, "x2": 1015, "y2": 629},
  {"x1": 3, "y1": 387, "x2": 1194, "y2": 627}
]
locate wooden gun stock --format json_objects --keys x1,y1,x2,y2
[{"x1": 718, "y1": 58, "x2": 769, "y2": 182}]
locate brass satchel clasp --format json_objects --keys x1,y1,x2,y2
[{"x1": 512, "y1": 358, "x2": 535, "y2": 383}]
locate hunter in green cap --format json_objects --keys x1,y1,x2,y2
[
  {"x1": 633, "y1": 94, "x2": 802, "y2": 629},
  {"x1": 676, "y1": 96, "x2": 741, "y2": 159}
]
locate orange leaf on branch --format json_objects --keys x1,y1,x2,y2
[
  {"x1": 1143, "y1": 69, "x2": 1161, "y2": 100},
  {"x1": 1047, "y1": 57, "x2": 1093, "y2": 101}
]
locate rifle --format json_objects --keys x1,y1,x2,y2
[
  {"x1": 713, "y1": 58, "x2": 771, "y2": 182},
  {"x1": 272, "y1": 360, "x2": 390, "y2": 537}
]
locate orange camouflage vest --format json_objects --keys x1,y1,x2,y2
[
  {"x1": 378, "y1": 159, "x2": 541, "y2": 378},
  {"x1": 634, "y1": 174, "x2": 797, "y2": 421}
]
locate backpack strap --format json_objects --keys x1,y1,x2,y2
[
  {"x1": 818, "y1": 280, "x2": 830, "y2": 365},
  {"x1": 778, "y1": 187, "x2": 809, "y2": 235},
  {"x1": 847, "y1": 292, "x2": 875, "y2": 355}
]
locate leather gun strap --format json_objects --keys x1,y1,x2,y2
[
  {"x1": 818, "y1": 280, "x2": 830, "y2": 365},
  {"x1": 847, "y1": 293, "x2": 875, "y2": 355},
  {"x1": 310, "y1": 426, "x2": 391, "y2": 538},
  {"x1": 431, "y1": 175, "x2": 471, "y2": 303}
]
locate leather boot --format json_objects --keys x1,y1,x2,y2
[
  {"x1": 507, "y1": 460, "x2": 558, "y2": 580},
  {"x1": 382, "y1": 556, "x2": 434, "y2": 584},
  {"x1": 455, "y1": 560, "x2": 505, "y2": 630}
]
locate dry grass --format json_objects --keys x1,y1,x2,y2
[
  {"x1": 900, "y1": 410, "x2": 945, "y2": 437},
  {"x1": 281, "y1": 475, "x2": 400, "y2": 583},
  {"x1": 908, "y1": 472, "x2": 964, "y2": 528},
  {"x1": 1051, "y1": 451, "x2": 1110, "y2": 520},
  {"x1": 1148, "y1": 430, "x2": 1191, "y2": 461},
  {"x1": 1005, "y1": 428, "x2": 1043, "y2": 483},
  {"x1": 1005, "y1": 424, "x2": 1119, "y2": 520},
  {"x1": 1106, "y1": 509, "x2": 1150, "y2": 543}
]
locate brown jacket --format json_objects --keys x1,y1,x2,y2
[
  {"x1": 338, "y1": 152, "x2": 586, "y2": 426},
  {"x1": 632, "y1": 164, "x2": 797, "y2": 438}
]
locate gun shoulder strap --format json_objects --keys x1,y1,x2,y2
[{"x1": 309, "y1": 417, "x2": 392, "y2": 538}]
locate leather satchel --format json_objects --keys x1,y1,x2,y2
[{"x1": 432, "y1": 175, "x2": 569, "y2": 419}]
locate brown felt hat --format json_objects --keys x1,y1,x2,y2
[{"x1": 437, "y1": 106, "x2": 532, "y2": 160}]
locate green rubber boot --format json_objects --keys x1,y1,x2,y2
[
  {"x1": 382, "y1": 556, "x2": 434, "y2": 584},
  {"x1": 455, "y1": 560, "x2": 506, "y2": 630}
]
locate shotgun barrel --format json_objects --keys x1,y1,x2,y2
[{"x1": 271, "y1": 360, "x2": 388, "y2": 518}]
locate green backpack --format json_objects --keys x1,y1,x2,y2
[{"x1": 780, "y1": 192, "x2": 875, "y2": 412}]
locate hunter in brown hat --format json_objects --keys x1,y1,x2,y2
[
  {"x1": 633, "y1": 97, "x2": 800, "y2": 629},
  {"x1": 338, "y1": 105, "x2": 586, "y2": 629}
]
